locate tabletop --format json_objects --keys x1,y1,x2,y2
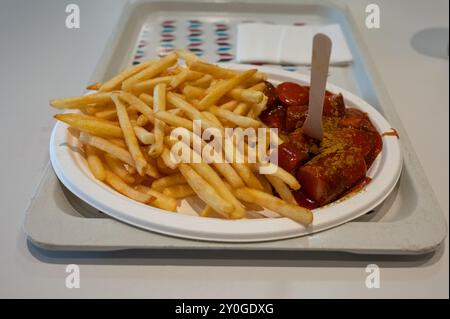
[{"x1": 0, "y1": 0, "x2": 448, "y2": 298}]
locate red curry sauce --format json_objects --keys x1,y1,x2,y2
[{"x1": 261, "y1": 81, "x2": 383, "y2": 209}]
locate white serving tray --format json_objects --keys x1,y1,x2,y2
[{"x1": 24, "y1": 0, "x2": 447, "y2": 254}]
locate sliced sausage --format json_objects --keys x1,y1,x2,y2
[
  {"x1": 263, "y1": 81, "x2": 278, "y2": 111},
  {"x1": 259, "y1": 106, "x2": 286, "y2": 131},
  {"x1": 323, "y1": 92, "x2": 346, "y2": 117},
  {"x1": 276, "y1": 142, "x2": 309, "y2": 172},
  {"x1": 276, "y1": 82, "x2": 309, "y2": 106},
  {"x1": 285, "y1": 105, "x2": 308, "y2": 132},
  {"x1": 297, "y1": 151, "x2": 367, "y2": 205}
]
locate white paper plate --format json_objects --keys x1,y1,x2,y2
[{"x1": 49, "y1": 64, "x2": 402, "y2": 242}]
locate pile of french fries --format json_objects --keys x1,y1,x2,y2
[{"x1": 50, "y1": 50, "x2": 313, "y2": 225}]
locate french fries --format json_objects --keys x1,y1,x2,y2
[
  {"x1": 50, "y1": 92, "x2": 111, "y2": 109},
  {"x1": 254, "y1": 163, "x2": 301, "y2": 190},
  {"x1": 197, "y1": 69, "x2": 257, "y2": 110},
  {"x1": 228, "y1": 88, "x2": 263, "y2": 104},
  {"x1": 136, "y1": 114, "x2": 149, "y2": 126},
  {"x1": 265, "y1": 175, "x2": 296, "y2": 204},
  {"x1": 167, "y1": 92, "x2": 219, "y2": 130},
  {"x1": 175, "y1": 49, "x2": 206, "y2": 65},
  {"x1": 148, "y1": 83, "x2": 166, "y2": 157},
  {"x1": 99, "y1": 59, "x2": 155, "y2": 92},
  {"x1": 190, "y1": 74, "x2": 213, "y2": 88},
  {"x1": 51, "y1": 51, "x2": 313, "y2": 226},
  {"x1": 178, "y1": 164, "x2": 234, "y2": 216},
  {"x1": 247, "y1": 95, "x2": 268, "y2": 118},
  {"x1": 235, "y1": 188, "x2": 313, "y2": 225},
  {"x1": 138, "y1": 93, "x2": 153, "y2": 106},
  {"x1": 233, "y1": 102, "x2": 251, "y2": 115},
  {"x1": 182, "y1": 85, "x2": 205, "y2": 99},
  {"x1": 189, "y1": 162, "x2": 246, "y2": 219},
  {"x1": 122, "y1": 53, "x2": 177, "y2": 90},
  {"x1": 208, "y1": 106, "x2": 261, "y2": 128},
  {"x1": 154, "y1": 111, "x2": 193, "y2": 130},
  {"x1": 104, "y1": 154, "x2": 135, "y2": 184},
  {"x1": 133, "y1": 126, "x2": 155, "y2": 145},
  {"x1": 105, "y1": 171, "x2": 153, "y2": 204},
  {"x1": 95, "y1": 108, "x2": 118, "y2": 120},
  {"x1": 120, "y1": 91, "x2": 155, "y2": 123},
  {"x1": 112, "y1": 94, "x2": 148, "y2": 176},
  {"x1": 85, "y1": 145, "x2": 106, "y2": 181},
  {"x1": 162, "y1": 184, "x2": 196, "y2": 199},
  {"x1": 54, "y1": 113, "x2": 123, "y2": 138},
  {"x1": 79, "y1": 132, "x2": 134, "y2": 165},
  {"x1": 152, "y1": 173, "x2": 186, "y2": 191},
  {"x1": 135, "y1": 185, "x2": 177, "y2": 212},
  {"x1": 130, "y1": 76, "x2": 174, "y2": 95}
]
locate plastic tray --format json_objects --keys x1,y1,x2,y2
[{"x1": 24, "y1": 0, "x2": 447, "y2": 254}]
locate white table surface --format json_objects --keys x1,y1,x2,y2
[{"x1": 0, "y1": 0, "x2": 448, "y2": 298}]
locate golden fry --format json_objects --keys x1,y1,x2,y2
[
  {"x1": 169, "y1": 69, "x2": 189, "y2": 88},
  {"x1": 105, "y1": 171, "x2": 153, "y2": 203},
  {"x1": 233, "y1": 102, "x2": 251, "y2": 115},
  {"x1": 182, "y1": 85, "x2": 205, "y2": 100},
  {"x1": 265, "y1": 175, "x2": 296, "y2": 204},
  {"x1": 119, "y1": 91, "x2": 154, "y2": 123},
  {"x1": 112, "y1": 94, "x2": 148, "y2": 175},
  {"x1": 219, "y1": 100, "x2": 239, "y2": 111},
  {"x1": 108, "y1": 138, "x2": 127, "y2": 148},
  {"x1": 156, "y1": 156, "x2": 177, "y2": 175},
  {"x1": 95, "y1": 108, "x2": 117, "y2": 120},
  {"x1": 197, "y1": 69, "x2": 257, "y2": 110},
  {"x1": 133, "y1": 126, "x2": 155, "y2": 145},
  {"x1": 235, "y1": 188, "x2": 313, "y2": 225},
  {"x1": 130, "y1": 76, "x2": 173, "y2": 95},
  {"x1": 190, "y1": 61, "x2": 265, "y2": 85},
  {"x1": 152, "y1": 173, "x2": 186, "y2": 191},
  {"x1": 148, "y1": 83, "x2": 166, "y2": 157},
  {"x1": 161, "y1": 147, "x2": 178, "y2": 170},
  {"x1": 189, "y1": 74, "x2": 213, "y2": 88},
  {"x1": 166, "y1": 92, "x2": 220, "y2": 130},
  {"x1": 138, "y1": 93, "x2": 153, "y2": 107},
  {"x1": 208, "y1": 106, "x2": 261, "y2": 128},
  {"x1": 162, "y1": 184, "x2": 196, "y2": 199},
  {"x1": 122, "y1": 53, "x2": 177, "y2": 90},
  {"x1": 154, "y1": 111, "x2": 193, "y2": 130},
  {"x1": 231, "y1": 163, "x2": 264, "y2": 190},
  {"x1": 228, "y1": 88, "x2": 263, "y2": 104},
  {"x1": 201, "y1": 111, "x2": 224, "y2": 130},
  {"x1": 80, "y1": 133, "x2": 133, "y2": 165},
  {"x1": 247, "y1": 95, "x2": 268, "y2": 118},
  {"x1": 104, "y1": 154, "x2": 135, "y2": 184},
  {"x1": 249, "y1": 82, "x2": 266, "y2": 92},
  {"x1": 190, "y1": 61, "x2": 236, "y2": 79},
  {"x1": 135, "y1": 185, "x2": 177, "y2": 212},
  {"x1": 136, "y1": 114, "x2": 149, "y2": 127},
  {"x1": 178, "y1": 164, "x2": 234, "y2": 215},
  {"x1": 211, "y1": 163, "x2": 245, "y2": 188},
  {"x1": 255, "y1": 163, "x2": 301, "y2": 190},
  {"x1": 255, "y1": 173, "x2": 273, "y2": 194},
  {"x1": 175, "y1": 49, "x2": 205, "y2": 65},
  {"x1": 50, "y1": 93, "x2": 111, "y2": 109},
  {"x1": 85, "y1": 145, "x2": 106, "y2": 181},
  {"x1": 54, "y1": 113, "x2": 123, "y2": 138},
  {"x1": 99, "y1": 59, "x2": 155, "y2": 92},
  {"x1": 190, "y1": 163, "x2": 245, "y2": 219}
]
